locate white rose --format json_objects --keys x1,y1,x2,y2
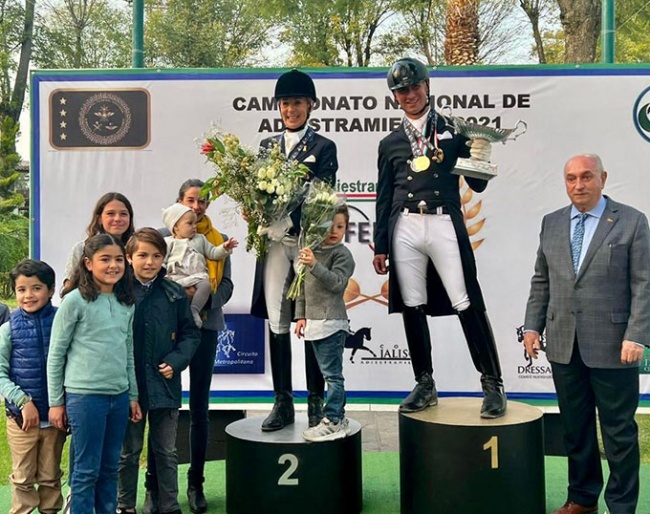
[
  {"x1": 266, "y1": 184, "x2": 275, "y2": 194},
  {"x1": 276, "y1": 185, "x2": 285, "y2": 196},
  {"x1": 266, "y1": 167, "x2": 276, "y2": 179},
  {"x1": 258, "y1": 168, "x2": 267, "y2": 179},
  {"x1": 258, "y1": 180, "x2": 268, "y2": 190}
]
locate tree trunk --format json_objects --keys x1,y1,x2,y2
[
  {"x1": 556, "y1": 0, "x2": 601, "y2": 63},
  {"x1": 3, "y1": 0, "x2": 36, "y2": 154},
  {"x1": 519, "y1": 0, "x2": 546, "y2": 63},
  {"x1": 445, "y1": 0, "x2": 479, "y2": 65}
]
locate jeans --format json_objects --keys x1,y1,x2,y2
[
  {"x1": 66, "y1": 392, "x2": 130, "y2": 514},
  {"x1": 189, "y1": 328, "x2": 218, "y2": 478},
  {"x1": 118, "y1": 408, "x2": 179, "y2": 512},
  {"x1": 309, "y1": 331, "x2": 346, "y2": 422},
  {"x1": 147, "y1": 328, "x2": 218, "y2": 485}
]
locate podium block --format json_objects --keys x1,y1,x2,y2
[
  {"x1": 400, "y1": 398, "x2": 545, "y2": 514},
  {"x1": 225, "y1": 415, "x2": 362, "y2": 514}
]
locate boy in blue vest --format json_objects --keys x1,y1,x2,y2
[{"x1": 0, "y1": 259, "x2": 66, "y2": 514}]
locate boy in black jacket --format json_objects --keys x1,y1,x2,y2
[{"x1": 117, "y1": 228, "x2": 201, "y2": 514}]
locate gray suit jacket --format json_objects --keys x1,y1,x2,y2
[{"x1": 525, "y1": 196, "x2": 650, "y2": 368}]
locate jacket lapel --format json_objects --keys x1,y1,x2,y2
[{"x1": 555, "y1": 207, "x2": 574, "y2": 274}]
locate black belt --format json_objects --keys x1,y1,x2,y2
[{"x1": 403, "y1": 202, "x2": 449, "y2": 215}]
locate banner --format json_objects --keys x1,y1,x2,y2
[{"x1": 32, "y1": 66, "x2": 650, "y2": 401}]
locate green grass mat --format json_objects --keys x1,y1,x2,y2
[{"x1": 0, "y1": 454, "x2": 647, "y2": 513}]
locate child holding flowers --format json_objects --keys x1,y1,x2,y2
[
  {"x1": 294, "y1": 204, "x2": 355, "y2": 442},
  {"x1": 161, "y1": 203, "x2": 238, "y2": 328}
]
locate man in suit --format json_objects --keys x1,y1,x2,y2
[
  {"x1": 373, "y1": 57, "x2": 506, "y2": 418},
  {"x1": 524, "y1": 154, "x2": 650, "y2": 514},
  {"x1": 251, "y1": 69, "x2": 338, "y2": 431}
]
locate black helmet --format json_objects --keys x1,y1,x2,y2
[
  {"x1": 274, "y1": 70, "x2": 317, "y2": 101},
  {"x1": 387, "y1": 58, "x2": 429, "y2": 91}
]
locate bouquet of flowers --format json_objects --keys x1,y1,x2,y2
[
  {"x1": 286, "y1": 180, "x2": 341, "y2": 300},
  {"x1": 201, "y1": 129, "x2": 310, "y2": 259}
]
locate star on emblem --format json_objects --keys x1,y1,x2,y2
[
  {"x1": 59, "y1": 97, "x2": 67, "y2": 105},
  {"x1": 60, "y1": 121, "x2": 67, "y2": 129},
  {"x1": 60, "y1": 109, "x2": 67, "y2": 117},
  {"x1": 60, "y1": 133, "x2": 67, "y2": 140}
]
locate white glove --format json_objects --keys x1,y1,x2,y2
[
  {"x1": 469, "y1": 138, "x2": 492, "y2": 161},
  {"x1": 257, "y1": 216, "x2": 293, "y2": 242}
]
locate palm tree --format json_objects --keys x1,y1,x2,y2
[{"x1": 444, "y1": 0, "x2": 479, "y2": 65}]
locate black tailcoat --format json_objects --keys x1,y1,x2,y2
[
  {"x1": 251, "y1": 130, "x2": 338, "y2": 319},
  {"x1": 374, "y1": 112, "x2": 489, "y2": 316}
]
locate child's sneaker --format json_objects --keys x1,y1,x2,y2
[{"x1": 302, "y1": 417, "x2": 349, "y2": 442}]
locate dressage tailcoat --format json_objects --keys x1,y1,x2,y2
[
  {"x1": 374, "y1": 111, "x2": 489, "y2": 315},
  {"x1": 251, "y1": 130, "x2": 338, "y2": 319},
  {"x1": 524, "y1": 197, "x2": 650, "y2": 367}
]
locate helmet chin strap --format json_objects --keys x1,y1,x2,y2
[{"x1": 286, "y1": 123, "x2": 306, "y2": 133}]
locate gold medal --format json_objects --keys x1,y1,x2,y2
[
  {"x1": 410, "y1": 155, "x2": 431, "y2": 172},
  {"x1": 432, "y1": 147, "x2": 445, "y2": 163}
]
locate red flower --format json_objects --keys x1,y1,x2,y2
[{"x1": 201, "y1": 141, "x2": 215, "y2": 155}]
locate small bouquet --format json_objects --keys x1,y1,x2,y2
[
  {"x1": 201, "y1": 129, "x2": 310, "y2": 260},
  {"x1": 286, "y1": 180, "x2": 341, "y2": 300}
]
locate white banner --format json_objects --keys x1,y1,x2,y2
[{"x1": 32, "y1": 67, "x2": 650, "y2": 400}]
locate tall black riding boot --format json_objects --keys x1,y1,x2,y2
[
  {"x1": 399, "y1": 306, "x2": 438, "y2": 413},
  {"x1": 187, "y1": 468, "x2": 207, "y2": 514},
  {"x1": 458, "y1": 306, "x2": 507, "y2": 419},
  {"x1": 305, "y1": 340, "x2": 325, "y2": 426},
  {"x1": 262, "y1": 332, "x2": 295, "y2": 431}
]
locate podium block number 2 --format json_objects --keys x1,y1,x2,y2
[
  {"x1": 482, "y1": 436, "x2": 499, "y2": 469},
  {"x1": 278, "y1": 454, "x2": 299, "y2": 486}
]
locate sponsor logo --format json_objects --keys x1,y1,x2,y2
[
  {"x1": 49, "y1": 88, "x2": 150, "y2": 149},
  {"x1": 213, "y1": 314, "x2": 265, "y2": 374},
  {"x1": 515, "y1": 325, "x2": 553, "y2": 378},
  {"x1": 633, "y1": 86, "x2": 650, "y2": 143}
]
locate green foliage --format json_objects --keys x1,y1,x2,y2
[
  {"x1": 145, "y1": 0, "x2": 275, "y2": 68},
  {"x1": 32, "y1": 0, "x2": 132, "y2": 69},
  {"x1": 0, "y1": 213, "x2": 28, "y2": 272},
  {"x1": 0, "y1": 117, "x2": 23, "y2": 216},
  {"x1": 276, "y1": 0, "x2": 396, "y2": 67},
  {"x1": 612, "y1": 0, "x2": 650, "y2": 63}
]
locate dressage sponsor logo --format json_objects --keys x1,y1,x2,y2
[
  {"x1": 633, "y1": 86, "x2": 650, "y2": 143},
  {"x1": 515, "y1": 325, "x2": 553, "y2": 378},
  {"x1": 49, "y1": 88, "x2": 150, "y2": 149},
  {"x1": 213, "y1": 314, "x2": 265, "y2": 374}
]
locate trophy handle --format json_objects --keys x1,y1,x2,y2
[{"x1": 511, "y1": 120, "x2": 528, "y2": 140}]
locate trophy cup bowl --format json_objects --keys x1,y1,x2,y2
[{"x1": 445, "y1": 114, "x2": 527, "y2": 181}]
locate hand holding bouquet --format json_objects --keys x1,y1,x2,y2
[
  {"x1": 286, "y1": 180, "x2": 341, "y2": 300},
  {"x1": 201, "y1": 129, "x2": 310, "y2": 260}
]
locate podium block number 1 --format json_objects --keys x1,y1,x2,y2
[
  {"x1": 482, "y1": 436, "x2": 499, "y2": 469},
  {"x1": 278, "y1": 454, "x2": 299, "y2": 486}
]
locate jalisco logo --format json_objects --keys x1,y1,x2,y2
[{"x1": 633, "y1": 86, "x2": 650, "y2": 143}]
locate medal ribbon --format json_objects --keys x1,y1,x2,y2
[
  {"x1": 403, "y1": 110, "x2": 440, "y2": 158},
  {"x1": 276, "y1": 127, "x2": 315, "y2": 161}
]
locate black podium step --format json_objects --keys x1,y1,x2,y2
[
  {"x1": 400, "y1": 397, "x2": 545, "y2": 514},
  {"x1": 225, "y1": 415, "x2": 363, "y2": 514}
]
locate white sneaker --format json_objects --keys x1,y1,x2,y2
[{"x1": 302, "y1": 417, "x2": 350, "y2": 442}]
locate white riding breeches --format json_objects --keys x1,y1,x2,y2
[
  {"x1": 392, "y1": 211, "x2": 470, "y2": 311},
  {"x1": 263, "y1": 240, "x2": 299, "y2": 334}
]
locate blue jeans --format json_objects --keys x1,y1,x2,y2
[
  {"x1": 308, "y1": 331, "x2": 346, "y2": 422},
  {"x1": 66, "y1": 392, "x2": 130, "y2": 514}
]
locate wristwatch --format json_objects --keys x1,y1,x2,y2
[{"x1": 17, "y1": 395, "x2": 32, "y2": 410}]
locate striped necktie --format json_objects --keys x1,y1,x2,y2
[{"x1": 571, "y1": 213, "x2": 588, "y2": 272}]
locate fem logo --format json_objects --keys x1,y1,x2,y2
[{"x1": 633, "y1": 86, "x2": 650, "y2": 143}]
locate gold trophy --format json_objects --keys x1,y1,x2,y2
[{"x1": 444, "y1": 111, "x2": 527, "y2": 181}]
